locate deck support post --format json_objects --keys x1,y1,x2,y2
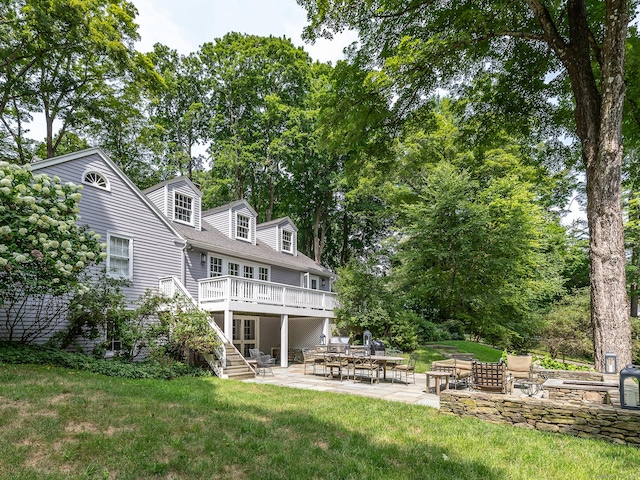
[{"x1": 280, "y1": 314, "x2": 289, "y2": 367}]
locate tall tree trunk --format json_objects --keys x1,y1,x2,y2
[
  {"x1": 313, "y1": 203, "x2": 324, "y2": 263},
  {"x1": 533, "y1": 0, "x2": 632, "y2": 371},
  {"x1": 590, "y1": 0, "x2": 631, "y2": 371}
]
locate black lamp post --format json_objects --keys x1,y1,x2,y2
[
  {"x1": 620, "y1": 364, "x2": 640, "y2": 410},
  {"x1": 604, "y1": 352, "x2": 618, "y2": 374}
]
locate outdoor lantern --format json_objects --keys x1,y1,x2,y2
[
  {"x1": 620, "y1": 364, "x2": 640, "y2": 410},
  {"x1": 319, "y1": 334, "x2": 326, "y2": 345},
  {"x1": 604, "y1": 352, "x2": 618, "y2": 374},
  {"x1": 363, "y1": 329, "x2": 372, "y2": 347},
  {"x1": 200, "y1": 252, "x2": 207, "y2": 264}
]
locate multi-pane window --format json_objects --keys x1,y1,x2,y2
[
  {"x1": 228, "y1": 262, "x2": 239, "y2": 276},
  {"x1": 259, "y1": 267, "x2": 269, "y2": 281},
  {"x1": 236, "y1": 214, "x2": 250, "y2": 240},
  {"x1": 107, "y1": 234, "x2": 132, "y2": 278},
  {"x1": 106, "y1": 323, "x2": 122, "y2": 352},
  {"x1": 83, "y1": 171, "x2": 109, "y2": 190},
  {"x1": 174, "y1": 192, "x2": 193, "y2": 224},
  {"x1": 209, "y1": 257, "x2": 223, "y2": 277},
  {"x1": 282, "y1": 230, "x2": 293, "y2": 253},
  {"x1": 244, "y1": 266, "x2": 254, "y2": 278}
]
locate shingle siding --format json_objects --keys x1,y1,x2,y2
[
  {"x1": 256, "y1": 226, "x2": 278, "y2": 250},
  {"x1": 33, "y1": 153, "x2": 184, "y2": 303},
  {"x1": 203, "y1": 210, "x2": 230, "y2": 237},
  {"x1": 146, "y1": 187, "x2": 166, "y2": 216},
  {"x1": 167, "y1": 180, "x2": 201, "y2": 231}
]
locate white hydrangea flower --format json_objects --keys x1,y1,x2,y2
[
  {"x1": 18, "y1": 228, "x2": 27, "y2": 236},
  {"x1": 0, "y1": 258, "x2": 7, "y2": 266},
  {"x1": 0, "y1": 244, "x2": 7, "y2": 253}
]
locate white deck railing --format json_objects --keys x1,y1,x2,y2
[{"x1": 198, "y1": 276, "x2": 337, "y2": 311}]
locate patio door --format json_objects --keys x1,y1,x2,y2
[{"x1": 233, "y1": 315, "x2": 259, "y2": 358}]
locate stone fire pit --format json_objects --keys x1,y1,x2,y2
[{"x1": 542, "y1": 378, "x2": 619, "y2": 404}]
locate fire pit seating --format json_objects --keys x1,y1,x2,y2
[
  {"x1": 431, "y1": 358, "x2": 474, "y2": 388},
  {"x1": 505, "y1": 354, "x2": 533, "y2": 382}
]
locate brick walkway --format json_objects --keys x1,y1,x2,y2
[{"x1": 243, "y1": 363, "x2": 441, "y2": 408}]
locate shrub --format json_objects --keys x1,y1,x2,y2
[
  {"x1": 538, "y1": 354, "x2": 591, "y2": 371},
  {"x1": 0, "y1": 342, "x2": 210, "y2": 379},
  {"x1": 0, "y1": 162, "x2": 105, "y2": 342}
]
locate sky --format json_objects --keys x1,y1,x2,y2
[{"x1": 132, "y1": 0, "x2": 357, "y2": 63}]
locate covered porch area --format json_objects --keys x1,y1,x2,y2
[{"x1": 207, "y1": 310, "x2": 332, "y2": 368}]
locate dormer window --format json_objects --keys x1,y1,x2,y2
[
  {"x1": 282, "y1": 229, "x2": 293, "y2": 253},
  {"x1": 236, "y1": 213, "x2": 250, "y2": 241},
  {"x1": 82, "y1": 171, "x2": 110, "y2": 190},
  {"x1": 174, "y1": 192, "x2": 193, "y2": 225}
]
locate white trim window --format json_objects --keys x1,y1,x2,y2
[
  {"x1": 228, "y1": 262, "x2": 239, "y2": 276},
  {"x1": 209, "y1": 256, "x2": 223, "y2": 277},
  {"x1": 281, "y1": 229, "x2": 293, "y2": 253},
  {"x1": 243, "y1": 265, "x2": 254, "y2": 278},
  {"x1": 174, "y1": 192, "x2": 193, "y2": 225},
  {"x1": 259, "y1": 267, "x2": 269, "y2": 281},
  {"x1": 82, "y1": 170, "x2": 110, "y2": 191},
  {"x1": 107, "y1": 233, "x2": 132, "y2": 279},
  {"x1": 236, "y1": 213, "x2": 250, "y2": 241}
]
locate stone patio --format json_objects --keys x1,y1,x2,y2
[{"x1": 242, "y1": 363, "x2": 441, "y2": 408}]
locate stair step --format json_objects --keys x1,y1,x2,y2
[{"x1": 226, "y1": 372, "x2": 256, "y2": 380}]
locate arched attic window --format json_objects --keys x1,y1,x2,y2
[{"x1": 82, "y1": 170, "x2": 110, "y2": 191}]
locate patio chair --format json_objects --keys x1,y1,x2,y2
[
  {"x1": 391, "y1": 352, "x2": 418, "y2": 384},
  {"x1": 505, "y1": 355, "x2": 533, "y2": 382},
  {"x1": 353, "y1": 356, "x2": 380, "y2": 384},
  {"x1": 471, "y1": 361, "x2": 513, "y2": 394},
  {"x1": 302, "y1": 348, "x2": 321, "y2": 375},
  {"x1": 323, "y1": 353, "x2": 350, "y2": 381},
  {"x1": 255, "y1": 352, "x2": 276, "y2": 376}
]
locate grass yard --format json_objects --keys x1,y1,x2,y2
[
  {"x1": 1, "y1": 364, "x2": 638, "y2": 479},
  {"x1": 411, "y1": 341, "x2": 504, "y2": 372}
]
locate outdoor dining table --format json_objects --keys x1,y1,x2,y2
[{"x1": 314, "y1": 353, "x2": 406, "y2": 381}]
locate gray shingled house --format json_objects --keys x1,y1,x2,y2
[{"x1": 26, "y1": 148, "x2": 336, "y2": 378}]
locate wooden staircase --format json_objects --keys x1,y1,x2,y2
[
  {"x1": 158, "y1": 276, "x2": 255, "y2": 380},
  {"x1": 220, "y1": 344, "x2": 256, "y2": 380},
  {"x1": 189, "y1": 344, "x2": 256, "y2": 380}
]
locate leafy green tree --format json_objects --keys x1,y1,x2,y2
[
  {"x1": 0, "y1": 161, "x2": 105, "y2": 342},
  {"x1": 540, "y1": 288, "x2": 592, "y2": 360},
  {"x1": 0, "y1": 0, "x2": 144, "y2": 162},
  {"x1": 298, "y1": 0, "x2": 634, "y2": 371},
  {"x1": 199, "y1": 33, "x2": 312, "y2": 219},
  {"x1": 146, "y1": 44, "x2": 208, "y2": 180}
]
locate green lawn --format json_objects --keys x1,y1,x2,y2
[
  {"x1": 409, "y1": 341, "x2": 503, "y2": 373},
  {"x1": 1, "y1": 364, "x2": 638, "y2": 479}
]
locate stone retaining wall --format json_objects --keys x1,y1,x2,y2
[
  {"x1": 532, "y1": 368, "x2": 604, "y2": 383},
  {"x1": 440, "y1": 390, "x2": 640, "y2": 447}
]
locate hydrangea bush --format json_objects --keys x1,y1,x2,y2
[{"x1": 0, "y1": 161, "x2": 106, "y2": 342}]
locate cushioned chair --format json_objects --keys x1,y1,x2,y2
[
  {"x1": 324, "y1": 353, "x2": 350, "y2": 381},
  {"x1": 471, "y1": 361, "x2": 513, "y2": 394},
  {"x1": 353, "y1": 356, "x2": 380, "y2": 384},
  {"x1": 505, "y1": 355, "x2": 533, "y2": 381},
  {"x1": 302, "y1": 348, "x2": 320, "y2": 375},
  {"x1": 391, "y1": 352, "x2": 418, "y2": 384},
  {"x1": 431, "y1": 358, "x2": 473, "y2": 388}
]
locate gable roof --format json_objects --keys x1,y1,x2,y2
[
  {"x1": 30, "y1": 147, "x2": 186, "y2": 242},
  {"x1": 142, "y1": 176, "x2": 203, "y2": 198},
  {"x1": 175, "y1": 219, "x2": 332, "y2": 276},
  {"x1": 256, "y1": 216, "x2": 299, "y2": 232},
  {"x1": 202, "y1": 199, "x2": 258, "y2": 218}
]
